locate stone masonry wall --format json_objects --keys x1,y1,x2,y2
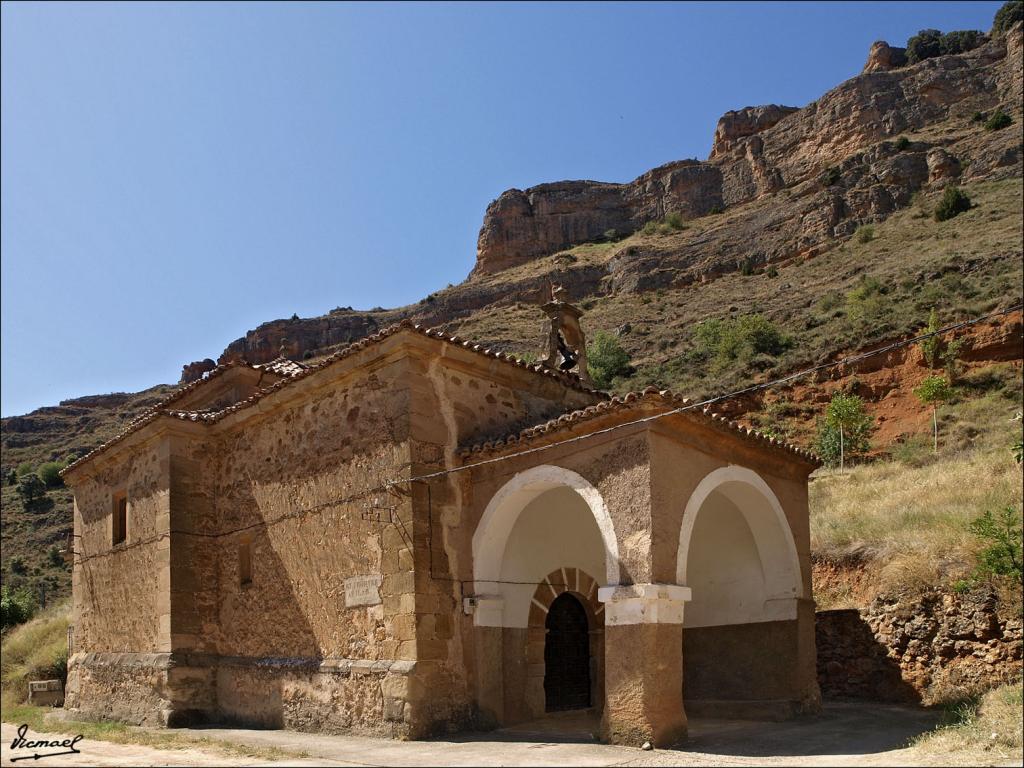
[
  {"x1": 71, "y1": 440, "x2": 168, "y2": 653},
  {"x1": 816, "y1": 590, "x2": 1023, "y2": 705}
]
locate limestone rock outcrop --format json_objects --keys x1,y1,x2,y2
[
  {"x1": 709, "y1": 104, "x2": 799, "y2": 158},
  {"x1": 472, "y1": 32, "x2": 1022, "y2": 277},
  {"x1": 862, "y1": 41, "x2": 908, "y2": 73}
]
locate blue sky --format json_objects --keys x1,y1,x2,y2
[{"x1": 0, "y1": 1, "x2": 1004, "y2": 416}]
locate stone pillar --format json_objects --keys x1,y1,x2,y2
[{"x1": 598, "y1": 584, "x2": 691, "y2": 747}]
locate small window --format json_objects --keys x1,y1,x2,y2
[
  {"x1": 112, "y1": 493, "x2": 127, "y2": 546},
  {"x1": 239, "y1": 539, "x2": 253, "y2": 587}
]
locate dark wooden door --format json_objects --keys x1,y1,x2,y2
[{"x1": 544, "y1": 593, "x2": 591, "y2": 712}]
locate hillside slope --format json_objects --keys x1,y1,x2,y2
[{"x1": 2, "y1": 26, "x2": 1022, "y2": 601}]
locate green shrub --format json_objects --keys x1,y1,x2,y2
[
  {"x1": 993, "y1": 0, "x2": 1023, "y2": 33},
  {"x1": 969, "y1": 506, "x2": 1023, "y2": 584},
  {"x1": 36, "y1": 462, "x2": 64, "y2": 488},
  {"x1": 708, "y1": 205, "x2": 724, "y2": 215},
  {"x1": 641, "y1": 221, "x2": 659, "y2": 236},
  {"x1": 16, "y1": 474, "x2": 46, "y2": 508},
  {"x1": 939, "y1": 29, "x2": 983, "y2": 55},
  {"x1": 906, "y1": 29, "x2": 943, "y2": 63},
  {"x1": 740, "y1": 257, "x2": 756, "y2": 276},
  {"x1": 906, "y1": 28, "x2": 983, "y2": 64},
  {"x1": 766, "y1": 265, "x2": 779, "y2": 278},
  {"x1": 47, "y1": 546, "x2": 65, "y2": 568},
  {"x1": 844, "y1": 275, "x2": 889, "y2": 330},
  {"x1": 823, "y1": 166, "x2": 841, "y2": 186},
  {"x1": 603, "y1": 228, "x2": 619, "y2": 242},
  {"x1": 971, "y1": 110, "x2": 986, "y2": 123},
  {"x1": 587, "y1": 331, "x2": 632, "y2": 390},
  {"x1": 693, "y1": 314, "x2": 791, "y2": 367},
  {"x1": 934, "y1": 185, "x2": 972, "y2": 221},
  {"x1": 894, "y1": 136, "x2": 910, "y2": 151},
  {"x1": 663, "y1": 211, "x2": 685, "y2": 230},
  {"x1": 984, "y1": 110, "x2": 1013, "y2": 131},
  {"x1": 856, "y1": 225, "x2": 875, "y2": 244},
  {"x1": 15, "y1": 462, "x2": 33, "y2": 478},
  {"x1": 0, "y1": 587, "x2": 35, "y2": 630}
]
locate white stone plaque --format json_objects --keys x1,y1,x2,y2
[{"x1": 344, "y1": 574, "x2": 382, "y2": 608}]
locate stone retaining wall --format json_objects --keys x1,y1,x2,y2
[{"x1": 816, "y1": 590, "x2": 1022, "y2": 704}]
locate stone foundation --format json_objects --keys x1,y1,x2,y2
[
  {"x1": 66, "y1": 652, "x2": 420, "y2": 737},
  {"x1": 816, "y1": 591, "x2": 1023, "y2": 704}
]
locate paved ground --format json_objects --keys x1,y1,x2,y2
[{"x1": 0, "y1": 703, "x2": 1011, "y2": 767}]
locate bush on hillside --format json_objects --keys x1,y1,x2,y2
[
  {"x1": 934, "y1": 185, "x2": 972, "y2": 221},
  {"x1": 984, "y1": 110, "x2": 1013, "y2": 131},
  {"x1": 0, "y1": 587, "x2": 35, "y2": 630},
  {"x1": 693, "y1": 314, "x2": 791, "y2": 368},
  {"x1": 969, "y1": 506, "x2": 1023, "y2": 584},
  {"x1": 15, "y1": 462, "x2": 33, "y2": 478},
  {"x1": 906, "y1": 28, "x2": 983, "y2": 64},
  {"x1": 906, "y1": 29, "x2": 943, "y2": 63},
  {"x1": 36, "y1": 462, "x2": 65, "y2": 488},
  {"x1": 844, "y1": 275, "x2": 889, "y2": 333},
  {"x1": 16, "y1": 474, "x2": 46, "y2": 509},
  {"x1": 587, "y1": 331, "x2": 633, "y2": 390},
  {"x1": 939, "y1": 29, "x2": 984, "y2": 56},
  {"x1": 993, "y1": 0, "x2": 1023, "y2": 33},
  {"x1": 894, "y1": 136, "x2": 911, "y2": 151},
  {"x1": 856, "y1": 225, "x2": 875, "y2": 243}
]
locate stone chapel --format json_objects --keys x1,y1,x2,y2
[{"x1": 61, "y1": 295, "x2": 820, "y2": 746}]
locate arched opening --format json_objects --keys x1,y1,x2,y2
[
  {"x1": 544, "y1": 593, "x2": 592, "y2": 712},
  {"x1": 471, "y1": 465, "x2": 616, "y2": 724},
  {"x1": 677, "y1": 466, "x2": 805, "y2": 712}
]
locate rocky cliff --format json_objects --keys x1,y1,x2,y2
[{"x1": 472, "y1": 26, "x2": 1022, "y2": 276}]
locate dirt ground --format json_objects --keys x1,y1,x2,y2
[{"x1": 1, "y1": 703, "x2": 1019, "y2": 767}]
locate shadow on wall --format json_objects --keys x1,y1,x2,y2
[{"x1": 815, "y1": 609, "x2": 920, "y2": 703}]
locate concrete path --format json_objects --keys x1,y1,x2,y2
[{"x1": 0, "y1": 702, "x2": 1011, "y2": 767}]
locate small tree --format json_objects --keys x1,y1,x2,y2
[
  {"x1": 920, "y1": 308, "x2": 942, "y2": 368},
  {"x1": 15, "y1": 461, "x2": 33, "y2": 478},
  {"x1": 934, "y1": 185, "x2": 971, "y2": 221},
  {"x1": 914, "y1": 375, "x2": 954, "y2": 453},
  {"x1": 820, "y1": 393, "x2": 873, "y2": 472},
  {"x1": 587, "y1": 331, "x2": 632, "y2": 390},
  {"x1": 16, "y1": 474, "x2": 46, "y2": 508}
]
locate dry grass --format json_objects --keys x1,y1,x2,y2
[
  {"x1": 0, "y1": 600, "x2": 69, "y2": 704},
  {"x1": 914, "y1": 682, "x2": 1023, "y2": 766},
  {"x1": 810, "y1": 448, "x2": 1023, "y2": 603}
]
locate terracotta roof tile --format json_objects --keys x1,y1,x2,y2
[
  {"x1": 62, "y1": 322, "x2": 600, "y2": 476},
  {"x1": 459, "y1": 386, "x2": 820, "y2": 466}
]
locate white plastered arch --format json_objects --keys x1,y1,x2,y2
[
  {"x1": 473, "y1": 464, "x2": 620, "y2": 591},
  {"x1": 677, "y1": 465, "x2": 804, "y2": 624}
]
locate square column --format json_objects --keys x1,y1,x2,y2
[{"x1": 598, "y1": 584, "x2": 691, "y2": 747}]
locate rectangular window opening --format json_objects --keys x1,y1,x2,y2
[{"x1": 112, "y1": 493, "x2": 127, "y2": 546}]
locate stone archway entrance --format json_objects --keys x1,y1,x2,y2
[
  {"x1": 544, "y1": 592, "x2": 592, "y2": 712},
  {"x1": 676, "y1": 465, "x2": 810, "y2": 716}
]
